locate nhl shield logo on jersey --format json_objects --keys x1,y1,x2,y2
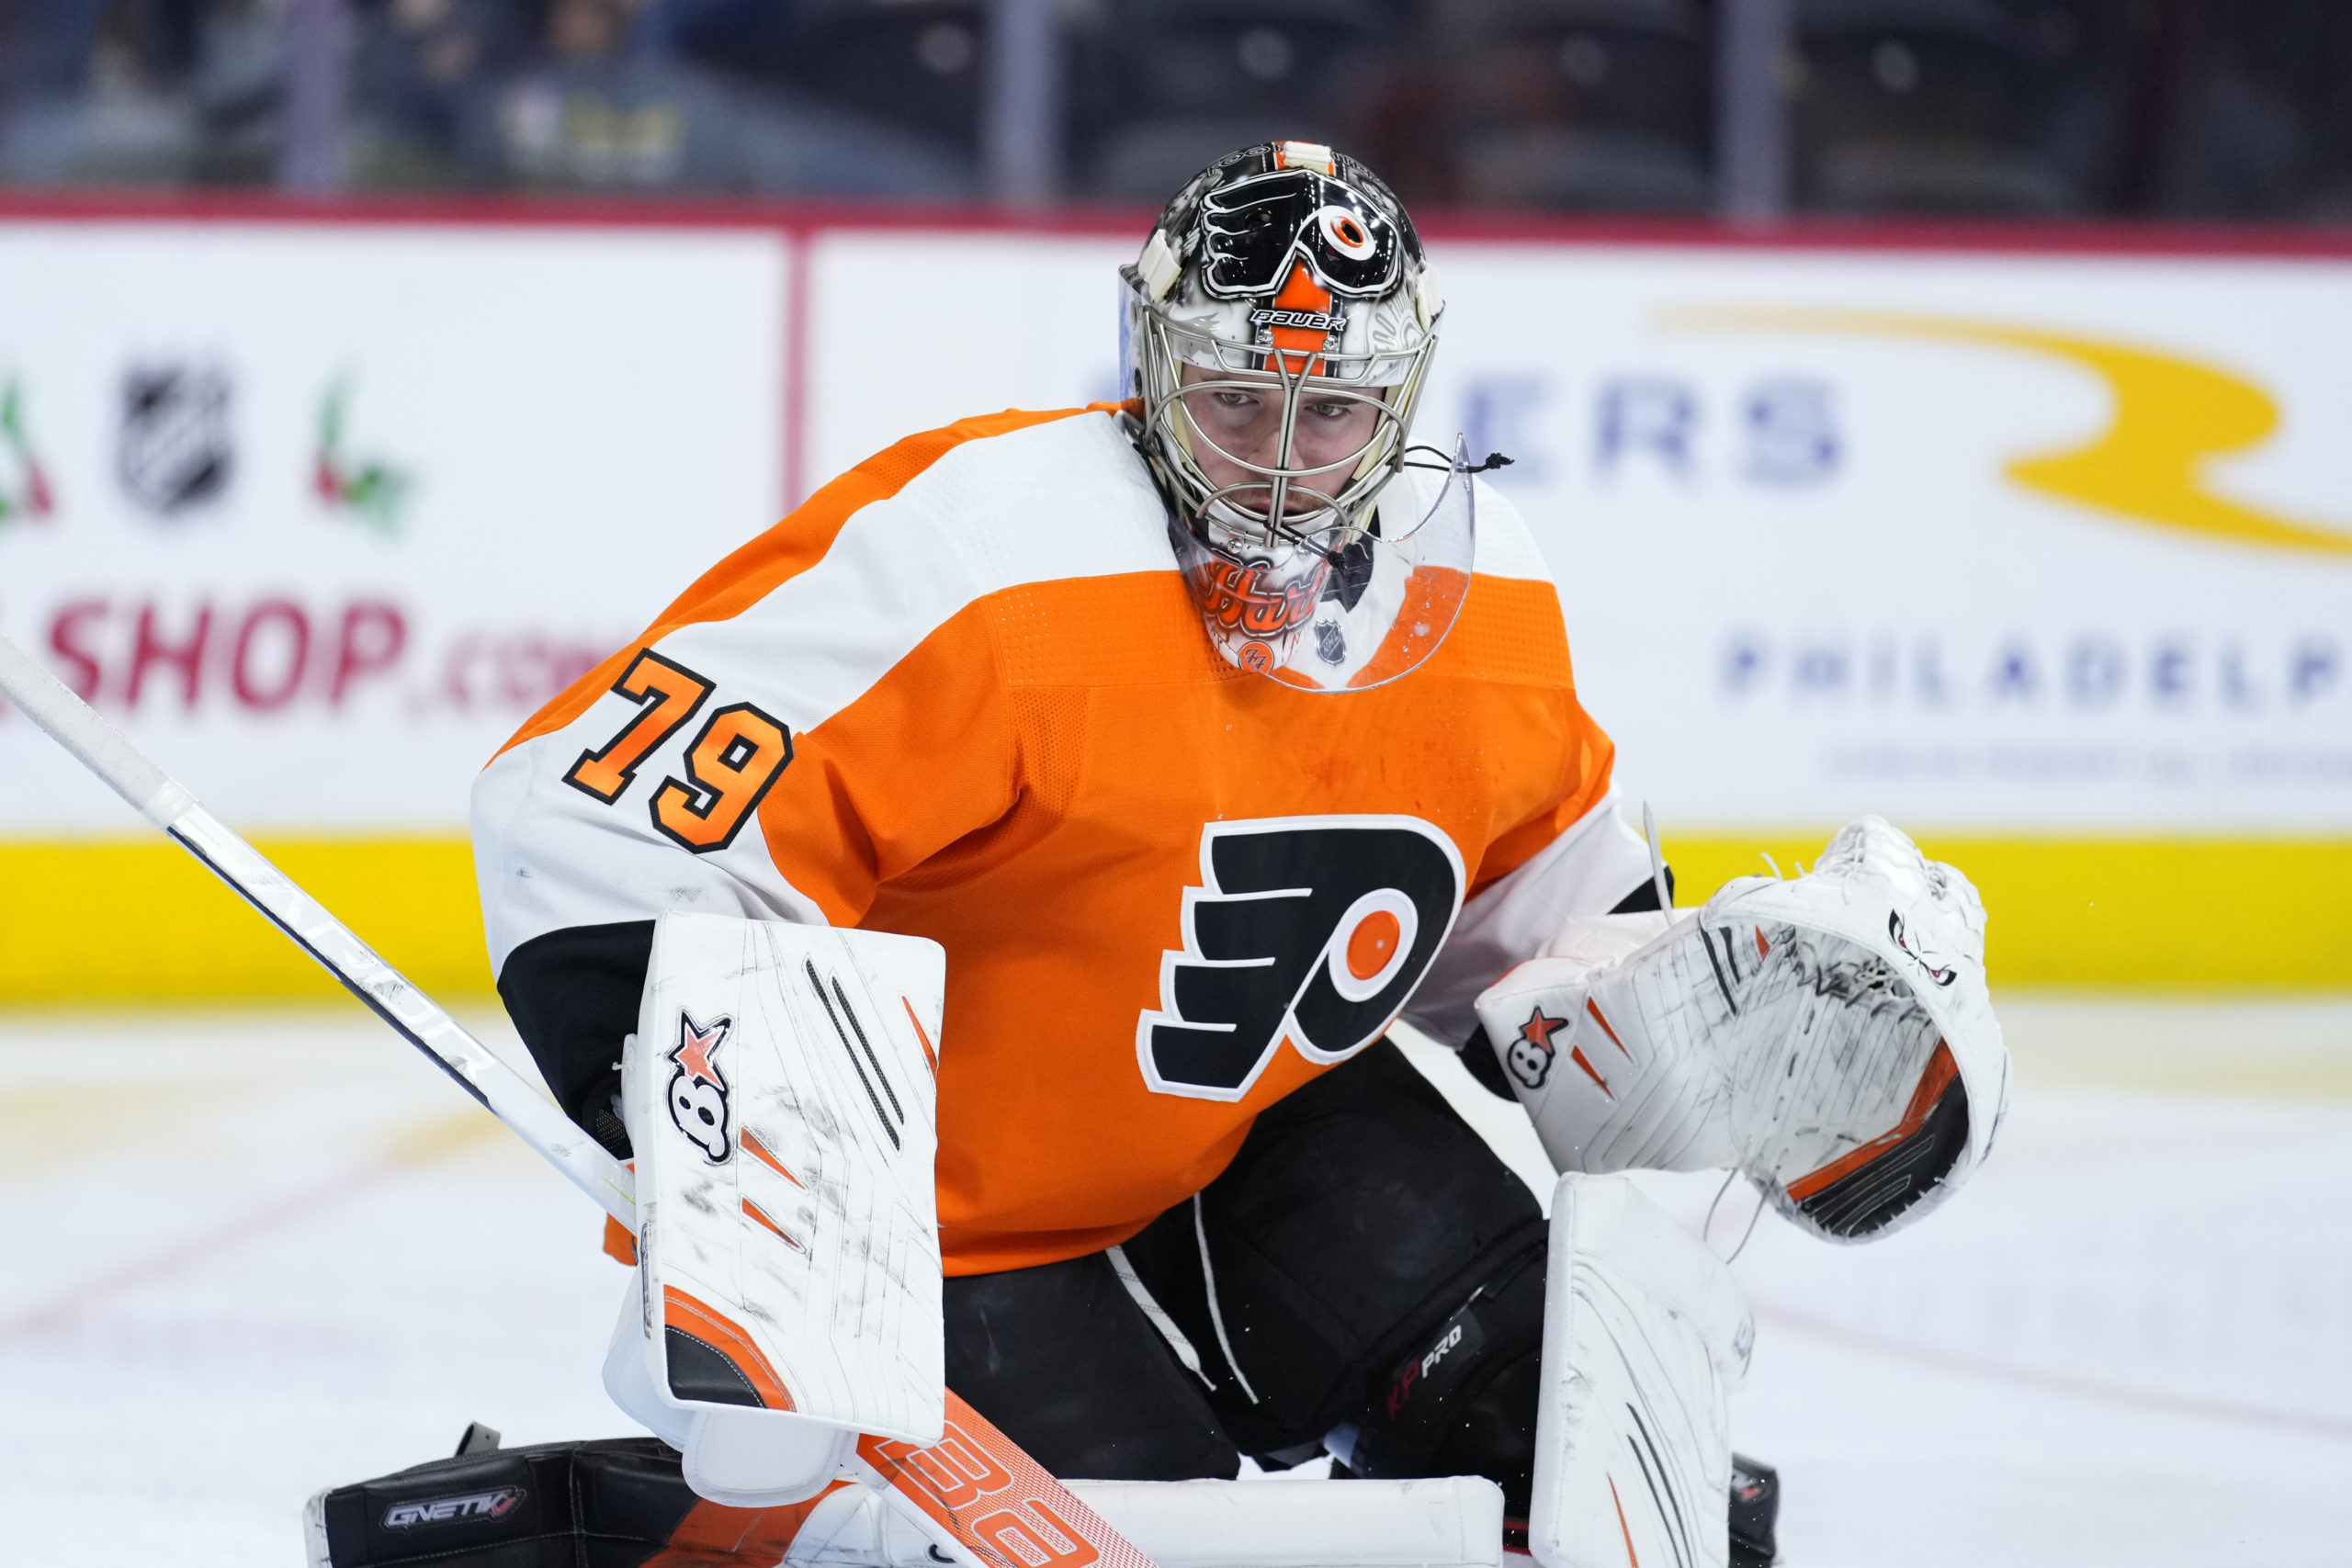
[
  {"x1": 1137, "y1": 816, "x2": 1464, "y2": 1100},
  {"x1": 666, "y1": 1010, "x2": 733, "y2": 1163}
]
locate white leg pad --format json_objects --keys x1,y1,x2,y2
[
  {"x1": 1528, "y1": 1174, "x2": 1751, "y2": 1568},
  {"x1": 783, "y1": 1475, "x2": 1506, "y2": 1568}
]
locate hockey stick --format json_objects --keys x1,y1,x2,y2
[{"x1": 0, "y1": 634, "x2": 1155, "y2": 1568}]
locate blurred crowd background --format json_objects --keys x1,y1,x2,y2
[{"x1": 2, "y1": 0, "x2": 2349, "y2": 220}]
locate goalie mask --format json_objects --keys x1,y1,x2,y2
[{"x1": 1121, "y1": 141, "x2": 1469, "y2": 692}]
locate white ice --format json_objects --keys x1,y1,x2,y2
[{"x1": 3, "y1": 998, "x2": 2346, "y2": 1565}]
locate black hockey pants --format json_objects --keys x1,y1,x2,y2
[{"x1": 942, "y1": 1040, "x2": 1551, "y2": 1508}]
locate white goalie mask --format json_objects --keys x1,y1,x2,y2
[{"x1": 1120, "y1": 141, "x2": 1471, "y2": 692}]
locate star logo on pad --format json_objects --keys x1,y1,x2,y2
[
  {"x1": 665, "y1": 1010, "x2": 734, "y2": 1164},
  {"x1": 1504, "y1": 1004, "x2": 1569, "y2": 1091},
  {"x1": 673, "y1": 1012, "x2": 727, "y2": 1087},
  {"x1": 1517, "y1": 1006, "x2": 1566, "y2": 1053}
]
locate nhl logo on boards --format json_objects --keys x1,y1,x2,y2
[
  {"x1": 118, "y1": 362, "x2": 233, "y2": 516},
  {"x1": 666, "y1": 1010, "x2": 733, "y2": 1164}
]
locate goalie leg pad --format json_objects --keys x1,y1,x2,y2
[
  {"x1": 302, "y1": 1435, "x2": 857, "y2": 1567},
  {"x1": 617, "y1": 912, "x2": 949, "y2": 1504},
  {"x1": 1527, "y1": 1173, "x2": 1752, "y2": 1568},
  {"x1": 309, "y1": 1438, "x2": 1509, "y2": 1568}
]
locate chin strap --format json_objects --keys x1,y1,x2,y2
[{"x1": 1403, "y1": 445, "x2": 1512, "y2": 474}]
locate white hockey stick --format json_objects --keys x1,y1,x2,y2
[
  {"x1": 0, "y1": 635, "x2": 635, "y2": 1223},
  {"x1": 0, "y1": 634, "x2": 1168, "y2": 1568}
]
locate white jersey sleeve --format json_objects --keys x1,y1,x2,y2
[{"x1": 1400, "y1": 790, "x2": 1657, "y2": 1049}]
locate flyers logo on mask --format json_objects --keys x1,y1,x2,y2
[{"x1": 1137, "y1": 816, "x2": 1465, "y2": 1100}]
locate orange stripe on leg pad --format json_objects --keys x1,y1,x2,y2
[
  {"x1": 1608, "y1": 1476, "x2": 1640, "y2": 1568},
  {"x1": 662, "y1": 1285, "x2": 797, "y2": 1411}
]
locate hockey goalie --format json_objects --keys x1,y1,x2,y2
[{"x1": 314, "y1": 141, "x2": 2008, "y2": 1568}]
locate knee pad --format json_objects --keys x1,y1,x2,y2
[{"x1": 1343, "y1": 1243, "x2": 1546, "y2": 1512}]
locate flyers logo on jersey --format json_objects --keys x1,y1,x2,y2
[{"x1": 1138, "y1": 817, "x2": 1465, "y2": 1100}]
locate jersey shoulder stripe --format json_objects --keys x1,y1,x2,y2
[
  {"x1": 631, "y1": 410, "x2": 1178, "y2": 743},
  {"x1": 1466, "y1": 477, "x2": 1557, "y2": 584},
  {"x1": 494, "y1": 402, "x2": 1125, "y2": 763}
]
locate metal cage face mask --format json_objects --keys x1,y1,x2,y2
[
  {"x1": 1121, "y1": 141, "x2": 1444, "y2": 570},
  {"x1": 1142, "y1": 310, "x2": 1429, "y2": 558}
]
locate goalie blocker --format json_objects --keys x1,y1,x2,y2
[
  {"x1": 609, "y1": 912, "x2": 949, "y2": 1506},
  {"x1": 1476, "y1": 817, "x2": 2010, "y2": 1243}
]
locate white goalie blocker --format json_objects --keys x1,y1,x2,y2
[
  {"x1": 1476, "y1": 817, "x2": 2011, "y2": 1243},
  {"x1": 607, "y1": 911, "x2": 948, "y2": 1506}
]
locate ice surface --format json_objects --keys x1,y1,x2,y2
[
  {"x1": 1400, "y1": 1000, "x2": 2352, "y2": 1568},
  {"x1": 4, "y1": 998, "x2": 2347, "y2": 1565}
]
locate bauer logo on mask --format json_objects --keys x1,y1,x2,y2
[{"x1": 1137, "y1": 816, "x2": 1464, "y2": 1100}]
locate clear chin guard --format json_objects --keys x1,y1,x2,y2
[{"x1": 1169, "y1": 437, "x2": 1478, "y2": 694}]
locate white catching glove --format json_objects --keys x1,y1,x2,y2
[
  {"x1": 1528, "y1": 1173, "x2": 1751, "y2": 1568},
  {"x1": 1476, "y1": 817, "x2": 2011, "y2": 1242}
]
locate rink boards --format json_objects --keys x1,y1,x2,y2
[{"x1": 1, "y1": 210, "x2": 2347, "y2": 996}]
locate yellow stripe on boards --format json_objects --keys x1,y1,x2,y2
[
  {"x1": 1, "y1": 832, "x2": 2346, "y2": 1003},
  {"x1": 0, "y1": 836, "x2": 494, "y2": 1004},
  {"x1": 1663, "y1": 833, "x2": 2352, "y2": 990}
]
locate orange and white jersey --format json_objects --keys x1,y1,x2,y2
[{"x1": 473, "y1": 404, "x2": 1652, "y2": 1274}]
